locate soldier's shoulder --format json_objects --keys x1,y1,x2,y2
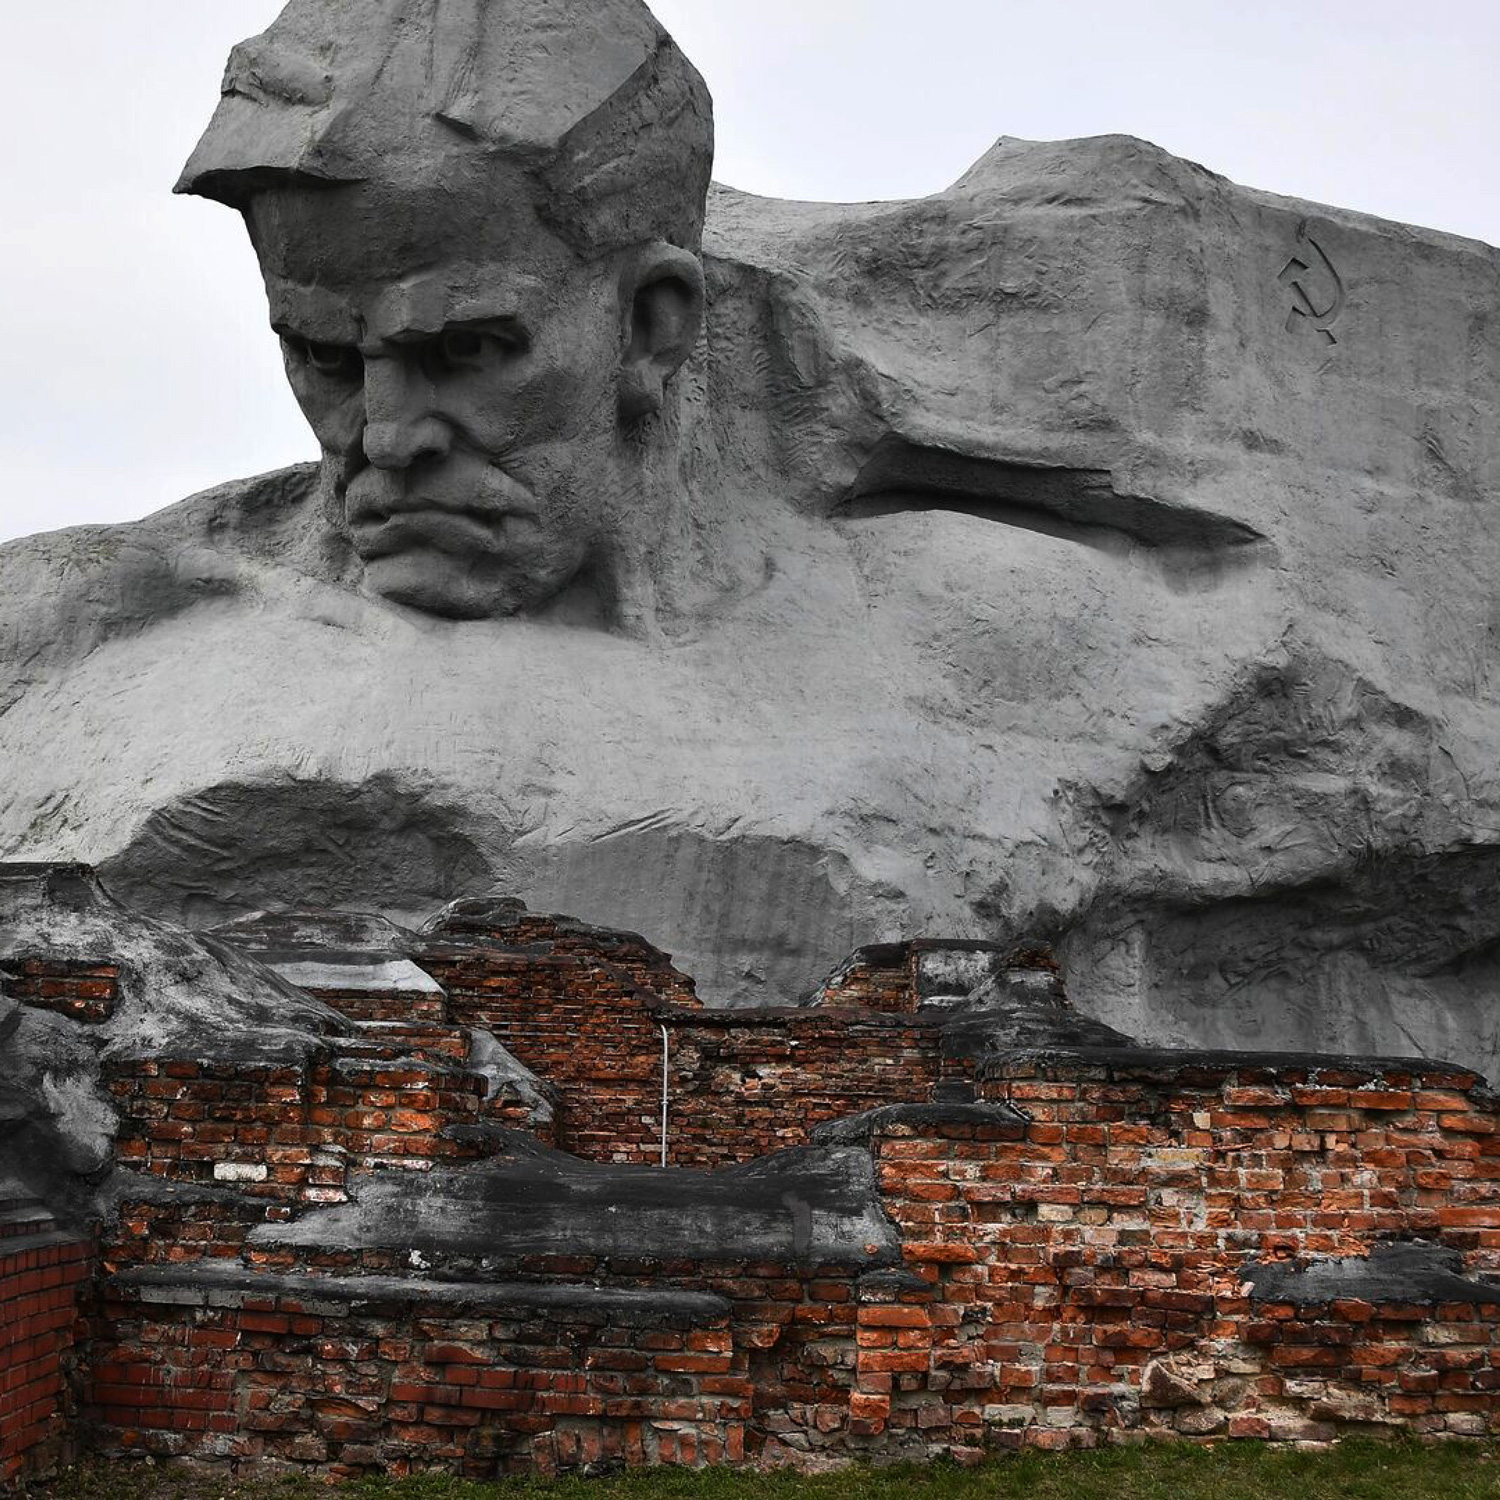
[
  {"x1": 0, "y1": 463, "x2": 320, "y2": 573},
  {"x1": 131, "y1": 462, "x2": 322, "y2": 555},
  {"x1": 0, "y1": 465, "x2": 322, "y2": 706}
]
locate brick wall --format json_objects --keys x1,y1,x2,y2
[
  {"x1": 24, "y1": 886, "x2": 1500, "y2": 1478},
  {"x1": 81, "y1": 1053, "x2": 1500, "y2": 1475},
  {"x1": 418, "y1": 949, "x2": 686, "y2": 1164},
  {"x1": 104, "y1": 1049, "x2": 490, "y2": 1209},
  {"x1": 0, "y1": 957, "x2": 118, "y2": 1024},
  {"x1": 90, "y1": 1271, "x2": 764, "y2": 1477},
  {"x1": 397, "y1": 957, "x2": 956, "y2": 1170},
  {"x1": 402, "y1": 932, "x2": 1020, "y2": 1170},
  {"x1": 657, "y1": 1008, "x2": 953, "y2": 1169},
  {"x1": 304, "y1": 988, "x2": 447, "y2": 1024},
  {"x1": 861, "y1": 1054, "x2": 1500, "y2": 1447},
  {"x1": 809, "y1": 944, "x2": 918, "y2": 1012},
  {"x1": 420, "y1": 906, "x2": 700, "y2": 1010},
  {"x1": 0, "y1": 1198, "x2": 93, "y2": 1487}
]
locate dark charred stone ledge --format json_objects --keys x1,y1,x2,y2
[
  {"x1": 1245, "y1": 1242, "x2": 1500, "y2": 1308},
  {"x1": 110, "y1": 1263, "x2": 731, "y2": 1325},
  {"x1": 811, "y1": 1102, "x2": 1029, "y2": 1145}
]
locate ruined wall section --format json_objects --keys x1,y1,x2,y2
[
  {"x1": 0, "y1": 1188, "x2": 92, "y2": 1487},
  {"x1": 869, "y1": 1053, "x2": 1500, "y2": 1444},
  {"x1": 15, "y1": 876, "x2": 1500, "y2": 1477},
  {"x1": 407, "y1": 918, "x2": 971, "y2": 1167},
  {"x1": 81, "y1": 1056, "x2": 1500, "y2": 1473},
  {"x1": 658, "y1": 1007, "x2": 952, "y2": 1168}
]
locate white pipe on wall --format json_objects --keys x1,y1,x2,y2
[{"x1": 659, "y1": 1022, "x2": 670, "y2": 1168}]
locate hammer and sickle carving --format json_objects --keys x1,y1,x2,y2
[{"x1": 1278, "y1": 219, "x2": 1346, "y2": 346}]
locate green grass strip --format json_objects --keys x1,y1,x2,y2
[{"x1": 32, "y1": 1439, "x2": 1500, "y2": 1500}]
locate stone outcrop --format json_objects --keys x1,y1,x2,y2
[{"x1": 0, "y1": 1, "x2": 1495, "y2": 1078}]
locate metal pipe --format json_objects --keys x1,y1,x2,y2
[{"x1": 658, "y1": 1022, "x2": 670, "y2": 1168}]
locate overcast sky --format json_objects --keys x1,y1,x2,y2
[{"x1": 2, "y1": 1, "x2": 1495, "y2": 546}]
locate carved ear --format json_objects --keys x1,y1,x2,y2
[{"x1": 619, "y1": 243, "x2": 705, "y2": 423}]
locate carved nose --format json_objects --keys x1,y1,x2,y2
[
  {"x1": 363, "y1": 417, "x2": 452, "y2": 470},
  {"x1": 361, "y1": 355, "x2": 451, "y2": 469}
]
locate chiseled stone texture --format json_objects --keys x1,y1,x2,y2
[{"x1": 0, "y1": 0, "x2": 1496, "y2": 1088}]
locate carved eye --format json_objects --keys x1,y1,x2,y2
[
  {"x1": 430, "y1": 325, "x2": 529, "y2": 373},
  {"x1": 437, "y1": 329, "x2": 486, "y2": 365},
  {"x1": 289, "y1": 337, "x2": 361, "y2": 380}
]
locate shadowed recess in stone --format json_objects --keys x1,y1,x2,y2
[{"x1": 839, "y1": 437, "x2": 1272, "y2": 572}]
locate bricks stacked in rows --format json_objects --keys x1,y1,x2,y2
[
  {"x1": 302, "y1": 989, "x2": 448, "y2": 1024},
  {"x1": 972, "y1": 1061, "x2": 1500, "y2": 1265},
  {"x1": 417, "y1": 911, "x2": 700, "y2": 1014},
  {"x1": 105, "y1": 1051, "x2": 489, "y2": 1205},
  {"x1": 415, "y1": 940, "x2": 950, "y2": 1166},
  {"x1": 660, "y1": 1010, "x2": 952, "y2": 1169},
  {"x1": 108, "y1": 1195, "x2": 269, "y2": 1267},
  {"x1": 814, "y1": 949, "x2": 920, "y2": 1013},
  {"x1": 867, "y1": 1060, "x2": 1500, "y2": 1446},
  {"x1": 0, "y1": 1234, "x2": 93, "y2": 1485},
  {"x1": 79, "y1": 905, "x2": 1500, "y2": 1470},
  {"x1": 1, "y1": 958, "x2": 119, "y2": 1023},
  {"x1": 85, "y1": 1055, "x2": 1500, "y2": 1474},
  {"x1": 90, "y1": 1271, "x2": 844, "y2": 1477},
  {"x1": 421, "y1": 952, "x2": 690, "y2": 1164}
]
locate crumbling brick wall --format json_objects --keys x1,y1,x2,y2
[
  {"x1": 90, "y1": 1272, "x2": 768, "y2": 1476},
  {"x1": 83, "y1": 1053, "x2": 1500, "y2": 1474},
  {"x1": 656, "y1": 1007, "x2": 951, "y2": 1168},
  {"x1": 24, "y1": 884, "x2": 1500, "y2": 1478},
  {"x1": 405, "y1": 936, "x2": 956, "y2": 1168},
  {"x1": 808, "y1": 944, "x2": 919, "y2": 1012},
  {"x1": 862, "y1": 1054, "x2": 1500, "y2": 1447},
  {"x1": 0, "y1": 958, "x2": 118, "y2": 1024},
  {"x1": 104, "y1": 1051, "x2": 488, "y2": 1208},
  {"x1": 0, "y1": 1204, "x2": 92, "y2": 1486},
  {"x1": 417, "y1": 950, "x2": 681, "y2": 1163}
]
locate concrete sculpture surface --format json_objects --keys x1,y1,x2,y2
[{"x1": 2, "y1": 0, "x2": 1499, "y2": 1078}]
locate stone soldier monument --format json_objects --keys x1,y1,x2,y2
[
  {"x1": 2, "y1": 0, "x2": 1499, "y2": 1072},
  {"x1": 6, "y1": 12, "x2": 1500, "y2": 1477}
]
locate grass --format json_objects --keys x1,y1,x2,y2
[{"x1": 25, "y1": 1440, "x2": 1500, "y2": 1500}]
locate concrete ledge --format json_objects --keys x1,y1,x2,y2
[
  {"x1": 108, "y1": 1263, "x2": 731, "y2": 1325},
  {"x1": 981, "y1": 1045, "x2": 1484, "y2": 1090},
  {"x1": 1245, "y1": 1242, "x2": 1500, "y2": 1308},
  {"x1": 0, "y1": 1228, "x2": 89, "y2": 1259},
  {"x1": 811, "y1": 1102, "x2": 1029, "y2": 1145}
]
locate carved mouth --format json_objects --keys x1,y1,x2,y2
[{"x1": 350, "y1": 502, "x2": 536, "y2": 558}]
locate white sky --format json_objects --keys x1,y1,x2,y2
[{"x1": 1, "y1": 1, "x2": 1495, "y2": 546}]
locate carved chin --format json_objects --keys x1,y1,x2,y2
[{"x1": 359, "y1": 550, "x2": 537, "y2": 621}]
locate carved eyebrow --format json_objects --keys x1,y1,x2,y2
[
  {"x1": 271, "y1": 319, "x2": 359, "y2": 348},
  {"x1": 384, "y1": 314, "x2": 531, "y2": 345}
]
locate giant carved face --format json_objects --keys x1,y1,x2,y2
[{"x1": 246, "y1": 164, "x2": 696, "y2": 621}]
